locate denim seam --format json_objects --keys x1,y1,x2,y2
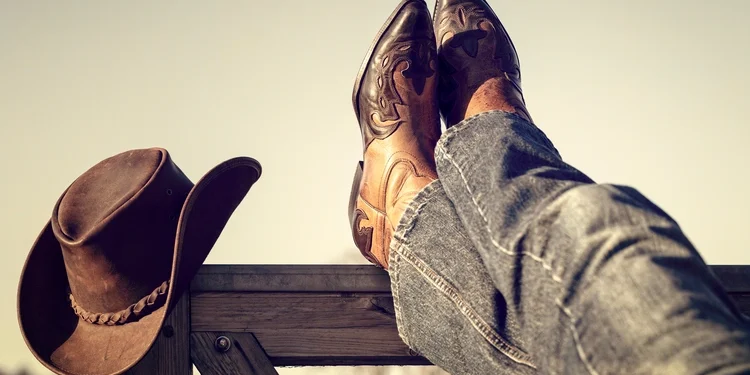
[
  {"x1": 394, "y1": 242, "x2": 536, "y2": 368},
  {"x1": 556, "y1": 299, "x2": 601, "y2": 375},
  {"x1": 437, "y1": 120, "x2": 601, "y2": 375},
  {"x1": 389, "y1": 180, "x2": 443, "y2": 349},
  {"x1": 389, "y1": 180, "x2": 535, "y2": 368},
  {"x1": 390, "y1": 251, "x2": 409, "y2": 348},
  {"x1": 436, "y1": 146, "x2": 565, "y2": 283}
]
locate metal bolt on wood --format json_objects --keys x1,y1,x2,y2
[{"x1": 215, "y1": 336, "x2": 232, "y2": 353}]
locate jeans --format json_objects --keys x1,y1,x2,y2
[{"x1": 387, "y1": 111, "x2": 750, "y2": 375}]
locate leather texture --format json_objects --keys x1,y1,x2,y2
[
  {"x1": 434, "y1": 0, "x2": 533, "y2": 125},
  {"x1": 350, "y1": 0, "x2": 440, "y2": 269},
  {"x1": 18, "y1": 148, "x2": 261, "y2": 375}
]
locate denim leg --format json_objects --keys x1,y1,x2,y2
[
  {"x1": 389, "y1": 180, "x2": 537, "y2": 374},
  {"x1": 432, "y1": 110, "x2": 750, "y2": 374}
]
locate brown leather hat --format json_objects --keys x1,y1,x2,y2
[{"x1": 17, "y1": 148, "x2": 261, "y2": 375}]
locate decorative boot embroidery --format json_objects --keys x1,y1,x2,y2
[
  {"x1": 352, "y1": 208, "x2": 378, "y2": 265},
  {"x1": 436, "y1": 1, "x2": 524, "y2": 119},
  {"x1": 360, "y1": 38, "x2": 437, "y2": 148}
]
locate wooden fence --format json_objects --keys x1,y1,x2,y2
[{"x1": 125, "y1": 265, "x2": 750, "y2": 374}]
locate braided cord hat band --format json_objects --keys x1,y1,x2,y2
[{"x1": 69, "y1": 280, "x2": 170, "y2": 326}]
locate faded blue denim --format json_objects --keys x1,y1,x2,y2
[{"x1": 388, "y1": 110, "x2": 750, "y2": 374}]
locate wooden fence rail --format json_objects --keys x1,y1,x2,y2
[{"x1": 126, "y1": 265, "x2": 750, "y2": 374}]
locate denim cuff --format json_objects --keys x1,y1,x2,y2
[{"x1": 438, "y1": 110, "x2": 561, "y2": 162}]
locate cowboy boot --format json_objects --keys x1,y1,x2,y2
[
  {"x1": 349, "y1": 0, "x2": 440, "y2": 269},
  {"x1": 433, "y1": 0, "x2": 533, "y2": 126}
]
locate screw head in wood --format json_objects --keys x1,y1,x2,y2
[
  {"x1": 161, "y1": 325, "x2": 174, "y2": 338},
  {"x1": 215, "y1": 335, "x2": 232, "y2": 352}
]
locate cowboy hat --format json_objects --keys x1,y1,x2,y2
[{"x1": 17, "y1": 148, "x2": 261, "y2": 375}]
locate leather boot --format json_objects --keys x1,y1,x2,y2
[
  {"x1": 433, "y1": 0, "x2": 533, "y2": 126},
  {"x1": 349, "y1": 0, "x2": 440, "y2": 269}
]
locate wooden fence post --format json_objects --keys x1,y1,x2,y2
[{"x1": 126, "y1": 294, "x2": 192, "y2": 374}]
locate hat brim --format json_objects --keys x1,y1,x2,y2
[{"x1": 18, "y1": 156, "x2": 261, "y2": 375}]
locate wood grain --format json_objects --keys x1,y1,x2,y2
[
  {"x1": 252, "y1": 328, "x2": 407, "y2": 357},
  {"x1": 191, "y1": 293, "x2": 396, "y2": 331},
  {"x1": 126, "y1": 294, "x2": 191, "y2": 374},
  {"x1": 253, "y1": 329, "x2": 429, "y2": 366},
  {"x1": 235, "y1": 333, "x2": 280, "y2": 374},
  {"x1": 191, "y1": 332, "x2": 278, "y2": 375},
  {"x1": 191, "y1": 265, "x2": 391, "y2": 293}
]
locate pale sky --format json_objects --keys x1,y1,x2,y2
[{"x1": 1, "y1": 0, "x2": 748, "y2": 373}]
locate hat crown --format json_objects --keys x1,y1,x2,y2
[
  {"x1": 51, "y1": 148, "x2": 193, "y2": 315},
  {"x1": 57, "y1": 149, "x2": 162, "y2": 241}
]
